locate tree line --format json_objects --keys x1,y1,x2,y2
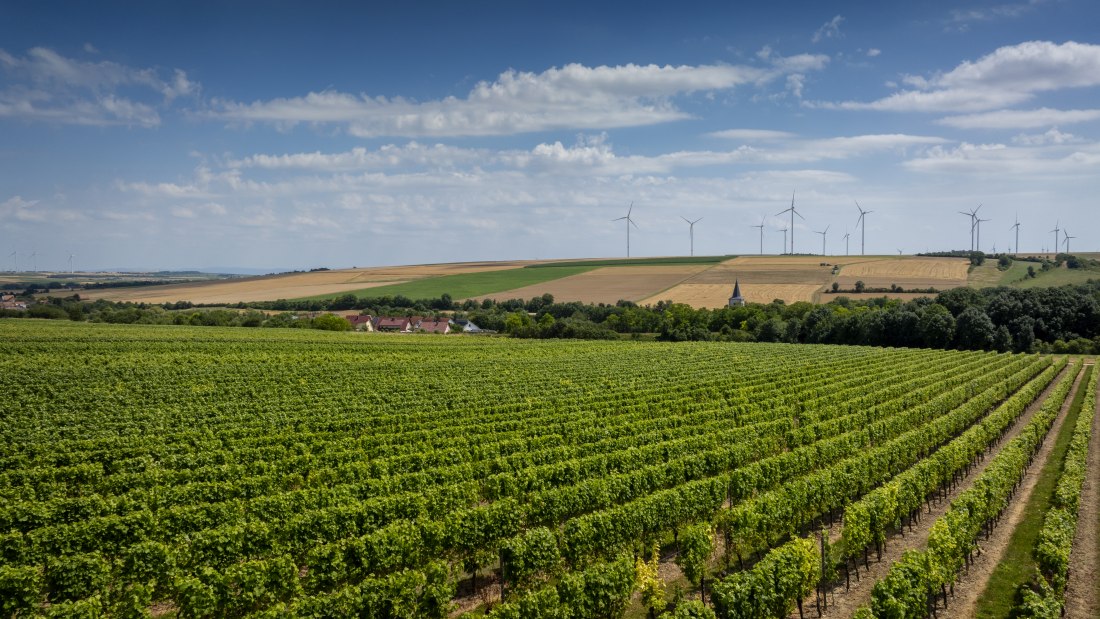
[{"x1": 4, "y1": 278, "x2": 1099, "y2": 353}]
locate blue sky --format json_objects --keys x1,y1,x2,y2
[{"x1": 2, "y1": 1, "x2": 1097, "y2": 271}]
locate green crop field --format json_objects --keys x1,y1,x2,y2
[
  {"x1": 0, "y1": 320, "x2": 1088, "y2": 618},
  {"x1": 296, "y1": 265, "x2": 596, "y2": 301}
]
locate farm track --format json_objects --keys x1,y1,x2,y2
[
  {"x1": 948, "y1": 366, "x2": 1086, "y2": 618},
  {"x1": 1064, "y1": 362, "x2": 1100, "y2": 619},
  {"x1": 794, "y1": 364, "x2": 1074, "y2": 619}
]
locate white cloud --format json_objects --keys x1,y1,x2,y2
[
  {"x1": 0, "y1": 195, "x2": 43, "y2": 221},
  {"x1": 867, "y1": 48, "x2": 882, "y2": 57},
  {"x1": 708, "y1": 129, "x2": 797, "y2": 140},
  {"x1": 812, "y1": 15, "x2": 845, "y2": 43},
  {"x1": 0, "y1": 47, "x2": 197, "y2": 126},
  {"x1": 904, "y1": 140, "x2": 1100, "y2": 176},
  {"x1": 937, "y1": 107, "x2": 1100, "y2": 129},
  {"x1": 945, "y1": 0, "x2": 1048, "y2": 31},
  {"x1": 1011, "y1": 127, "x2": 1081, "y2": 145},
  {"x1": 820, "y1": 41, "x2": 1100, "y2": 113},
  {"x1": 228, "y1": 142, "x2": 485, "y2": 170},
  {"x1": 208, "y1": 60, "x2": 827, "y2": 137}
]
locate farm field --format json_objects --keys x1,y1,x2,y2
[
  {"x1": 2, "y1": 320, "x2": 1095, "y2": 618},
  {"x1": 78, "y1": 261, "x2": 539, "y2": 304},
  {"x1": 72, "y1": 253, "x2": 1093, "y2": 308}
]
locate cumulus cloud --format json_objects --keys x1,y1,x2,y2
[
  {"x1": 867, "y1": 48, "x2": 882, "y2": 57},
  {"x1": 819, "y1": 41, "x2": 1100, "y2": 113},
  {"x1": 0, "y1": 47, "x2": 197, "y2": 126},
  {"x1": 812, "y1": 15, "x2": 845, "y2": 43},
  {"x1": 207, "y1": 60, "x2": 827, "y2": 137},
  {"x1": 937, "y1": 107, "x2": 1100, "y2": 129}
]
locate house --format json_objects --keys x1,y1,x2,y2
[
  {"x1": 375, "y1": 316, "x2": 414, "y2": 332},
  {"x1": 345, "y1": 314, "x2": 375, "y2": 331},
  {"x1": 452, "y1": 318, "x2": 482, "y2": 333},
  {"x1": 728, "y1": 280, "x2": 746, "y2": 307},
  {"x1": 0, "y1": 293, "x2": 27, "y2": 311},
  {"x1": 417, "y1": 319, "x2": 451, "y2": 334}
]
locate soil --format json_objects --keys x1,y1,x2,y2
[
  {"x1": 795, "y1": 364, "x2": 1075, "y2": 619},
  {"x1": 948, "y1": 366, "x2": 1085, "y2": 617},
  {"x1": 1064, "y1": 363, "x2": 1099, "y2": 618}
]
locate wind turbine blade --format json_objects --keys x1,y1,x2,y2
[
  {"x1": 681, "y1": 216, "x2": 691, "y2": 224},
  {"x1": 630, "y1": 219, "x2": 639, "y2": 229}
]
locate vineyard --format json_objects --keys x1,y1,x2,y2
[{"x1": 0, "y1": 320, "x2": 1095, "y2": 618}]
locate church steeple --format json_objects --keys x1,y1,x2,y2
[{"x1": 728, "y1": 279, "x2": 745, "y2": 307}]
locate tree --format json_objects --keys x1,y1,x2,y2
[
  {"x1": 854, "y1": 280, "x2": 865, "y2": 293},
  {"x1": 918, "y1": 304, "x2": 956, "y2": 348},
  {"x1": 954, "y1": 306, "x2": 995, "y2": 350},
  {"x1": 312, "y1": 314, "x2": 351, "y2": 331}
]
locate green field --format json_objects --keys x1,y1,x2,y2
[
  {"x1": 296, "y1": 265, "x2": 597, "y2": 301},
  {"x1": 524, "y1": 255, "x2": 735, "y2": 269},
  {"x1": 1014, "y1": 265, "x2": 1100, "y2": 288},
  {"x1": 0, "y1": 320, "x2": 1065, "y2": 617}
]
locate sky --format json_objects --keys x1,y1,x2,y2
[{"x1": 1, "y1": 1, "x2": 1098, "y2": 272}]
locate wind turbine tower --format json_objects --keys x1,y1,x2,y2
[
  {"x1": 29, "y1": 251, "x2": 37, "y2": 273},
  {"x1": 815, "y1": 225, "x2": 830, "y2": 256},
  {"x1": 976, "y1": 217, "x2": 991, "y2": 253},
  {"x1": 1010, "y1": 215, "x2": 1021, "y2": 257},
  {"x1": 681, "y1": 216, "x2": 702, "y2": 257},
  {"x1": 1050, "y1": 222, "x2": 1061, "y2": 257},
  {"x1": 9, "y1": 250, "x2": 16, "y2": 272},
  {"x1": 68, "y1": 253, "x2": 75, "y2": 274},
  {"x1": 1064, "y1": 229, "x2": 1075, "y2": 254},
  {"x1": 751, "y1": 219, "x2": 765, "y2": 255},
  {"x1": 778, "y1": 227, "x2": 789, "y2": 254},
  {"x1": 855, "y1": 201, "x2": 873, "y2": 255},
  {"x1": 612, "y1": 203, "x2": 638, "y2": 258},
  {"x1": 842, "y1": 230, "x2": 850, "y2": 256},
  {"x1": 776, "y1": 191, "x2": 804, "y2": 253}
]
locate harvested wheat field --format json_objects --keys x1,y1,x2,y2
[
  {"x1": 640, "y1": 282, "x2": 823, "y2": 306},
  {"x1": 470, "y1": 265, "x2": 710, "y2": 305},
  {"x1": 81, "y1": 261, "x2": 533, "y2": 304},
  {"x1": 834, "y1": 256, "x2": 969, "y2": 290}
]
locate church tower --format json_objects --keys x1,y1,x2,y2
[{"x1": 728, "y1": 280, "x2": 745, "y2": 307}]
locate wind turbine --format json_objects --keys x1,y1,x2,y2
[
  {"x1": 976, "y1": 217, "x2": 991, "y2": 253},
  {"x1": 842, "y1": 230, "x2": 851, "y2": 256},
  {"x1": 778, "y1": 227, "x2": 789, "y2": 254},
  {"x1": 28, "y1": 251, "x2": 37, "y2": 272},
  {"x1": 959, "y1": 205, "x2": 981, "y2": 251},
  {"x1": 1063, "y1": 229, "x2": 1075, "y2": 254},
  {"x1": 612, "y1": 203, "x2": 638, "y2": 258},
  {"x1": 67, "y1": 252, "x2": 75, "y2": 274},
  {"x1": 1050, "y1": 221, "x2": 1061, "y2": 257},
  {"x1": 681, "y1": 216, "x2": 703, "y2": 257},
  {"x1": 1010, "y1": 215, "x2": 1021, "y2": 257},
  {"x1": 776, "y1": 191, "x2": 804, "y2": 254},
  {"x1": 854, "y1": 201, "x2": 872, "y2": 255},
  {"x1": 8, "y1": 250, "x2": 16, "y2": 272},
  {"x1": 751, "y1": 218, "x2": 766, "y2": 255},
  {"x1": 897, "y1": 248, "x2": 904, "y2": 255},
  {"x1": 814, "y1": 225, "x2": 830, "y2": 256}
]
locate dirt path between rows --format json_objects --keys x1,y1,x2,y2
[
  {"x1": 947, "y1": 366, "x2": 1085, "y2": 618},
  {"x1": 1064, "y1": 363, "x2": 1099, "y2": 619},
  {"x1": 796, "y1": 364, "x2": 1074, "y2": 619}
]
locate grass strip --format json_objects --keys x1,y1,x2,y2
[
  {"x1": 973, "y1": 364, "x2": 1094, "y2": 618},
  {"x1": 294, "y1": 265, "x2": 596, "y2": 301},
  {"x1": 524, "y1": 255, "x2": 734, "y2": 268}
]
